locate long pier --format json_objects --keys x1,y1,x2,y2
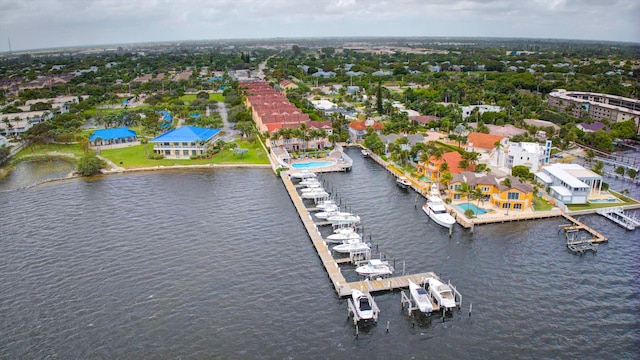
[
  {"x1": 281, "y1": 171, "x2": 438, "y2": 298},
  {"x1": 561, "y1": 214, "x2": 608, "y2": 243}
]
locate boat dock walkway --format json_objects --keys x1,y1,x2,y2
[
  {"x1": 281, "y1": 171, "x2": 440, "y2": 298},
  {"x1": 562, "y1": 214, "x2": 608, "y2": 243}
]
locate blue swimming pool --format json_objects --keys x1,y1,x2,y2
[
  {"x1": 589, "y1": 198, "x2": 621, "y2": 203},
  {"x1": 291, "y1": 161, "x2": 335, "y2": 169},
  {"x1": 456, "y1": 203, "x2": 488, "y2": 215}
]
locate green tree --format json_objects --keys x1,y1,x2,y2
[
  {"x1": 512, "y1": 165, "x2": 531, "y2": 180},
  {"x1": 77, "y1": 153, "x2": 106, "y2": 176},
  {"x1": 376, "y1": 80, "x2": 383, "y2": 114},
  {"x1": 614, "y1": 166, "x2": 625, "y2": 177},
  {"x1": 626, "y1": 168, "x2": 637, "y2": 180},
  {"x1": 592, "y1": 160, "x2": 605, "y2": 175}
]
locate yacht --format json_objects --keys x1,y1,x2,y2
[
  {"x1": 396, "y1": 176, "x2": 411, "y2": 189},
  {"x1": 422, "y1": 184, "x2": 456, "y2": 229},
  {"x1": 351, "y1": 290, "x2": 375, "y2": 321}
]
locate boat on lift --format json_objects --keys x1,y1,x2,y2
[
  {"x1": 325, "y1": 231, "x2": 362, "y2": 244},
  {"x1": 408, "y1": 280, "x2": 434, "y2": 314},
  {"x1": 332, "y1": 239, "x2": 370, "y2": 254},
  {"x1": 315, "y1": 209, "x2": 349, "y2": 220},
  {"x1": 315, "y1": 199, "x2": 337, "y2": 210},
  {"x1": 299, "y1": 178, "x2": 322, "y2": 186},
  {"x1": 327, "y1": 213, "x2": 360, "y2": 225},
  {"x1": 301, "y1": 190, "x2": 330, "y2": 200},
  {"x1": 427, "y1": 278, "x2": 457, "y2": 310},
  {"x1": 351, "y1": 289, "x2": 375, "y2": 321}
]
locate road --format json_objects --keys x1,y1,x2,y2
[{"x1": 216, "y1": 101, "x2": 238, "y2": 141}]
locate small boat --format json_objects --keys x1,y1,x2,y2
[
  {"x1": 396, "y1": 176, "x2": 411, "y2": 189},
  {"x1": 302, "y1": 182, "x2": 322, "y2": 189},
  {"x1": 325, "y1": 232, "x2": 362, "y2": 244},
  {"x1": 327, "y1": 214, "x2": 360, "y2": 225},
  {"x1": 332, "y1": 239, "x2": 370, "y2": 253},
  {"x1": 290, "y1": 170, "x2": 316, "y2": 180},
  {"x1": 422, "y1": 183, "x2": 455, "y2": 229},
  {"x1": 351, "y1": 290, "x2": 375, "y2": 321},
  {"x1": 361, "y1": 149, "x2": 370, "y2": 158},
  {"x1": 315, "y1": 210, "x2": 349, "y2": 220},
  {"x1": 315, "y1": 199, "x2": 337, "y2": 210},
  {"x1": 299, "y1": 178, "x2": 321, "y2": 186},
  {"x1": 333, "y1": 226, "x2": 357, "y2": 235},
  {"x1": 300, "y1": 186, "x2": 325, "y2": 193},
  {"x1": 408, "y1": 280, "x2": 433, "y2": 314},
  {"x1": 301, "y1": 190, "x2": 330, "y2": 200},
  {"x1": 355, "y1": 259, "x2": 394, "y2": 277},
  {"x1": 428, "y1": 278, "x2": 457, "y2": 310}
]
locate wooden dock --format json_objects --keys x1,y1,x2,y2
[
  {"x1": 562, "y1": 214, "x2": 608, "y2": 243},
  {"x1": 281, "y1": 171, "x2": 440, "y2": 298}
]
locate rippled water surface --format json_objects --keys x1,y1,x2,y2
[{"x1": 1, "y1": 149, "x2": 639, "y2": 359}]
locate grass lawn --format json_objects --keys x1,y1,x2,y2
[
  {"x1": 533, "y1": 196, "x2": 553, "y2": 211},
  {"x1": 15, "y1": 143, "x2": 85, "y2": 159},
  {"x1": 82, "y1": 105, "x2": 153, "y2": 118},
  {"x1": 178, "y1": 93, "x2": 225, "y2": 104},
  {"x1": 100, "y1": 139, "x2": 269, "y2": 168}
]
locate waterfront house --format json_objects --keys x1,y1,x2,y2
[
  {"x1": 449, "y1": 172, "x2": 534, "y2": 211},
  {"x1": 492, "y1": 140, "x2": 552, "y2": 172},
  {"x1": 348, "y1": 120, "x2": 383, "y2": 141},
  {"x1": 89, "y1": 127, "x2": 138, "y2": 147},
  {"x1": 465, "y1": 132, "x2": 508, "y2": 154},
  {"x1": 150, "y1": 126, "x2": 221, "y2": 159},
  {"x1": 534, "y1": 163, "x2": 603, "y2": 205},
  {"x1": 417, "y1": 151, "x2": 466, "y2": 181}
]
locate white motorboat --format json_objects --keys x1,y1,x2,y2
[
  {"x1": 299, "y1": 178, "x2": 321, "y2": 186},
  {"x1": 315, "y1": 199, "x2": 337, "y2": 210},
  {"x1": 333, "y1": 226, "x2": 356, "y2": 234},
  {"x1": 290, "y1": 170, "x2": 316, "y2": 180},
  {"x1": 315, "y1": 210, "x2": 349, "y2": 220},
  {"x1": 428, "y1": 278, "x2": 457, "y2": 310},
  {"x1": 332, "y1": 239, "x2": 370, "y2": 253},
  {"x1": 300, "y1": 186, "x2": 325, "y2": 193},
  {"x1": 361, "y1": 149, "x2": 370, "y2": 158},
  {"x1": 422, "y1": 183, "x2": 456, "y2": 229},
  {"x1": 325, "y1": 232, "x2": 362, "y2": 244},
  {"x1": 396, "y1": 176, "x2": 411, "y2": 189},
  {"x1": 301, "y1": 190, "x2": 330, "y2": 200},
  {"x1": 408, "y1": 280, "x2": 434, "y2": 314},
  {"x1": 327, "y1": 214, "x2": 360, "y2": 225},
  {"x1": 355, "y1": 259, "x2": 394, "y2": 277},
  {"x1": 351, "y1": 290, "x2": 374, "y2": 320}
]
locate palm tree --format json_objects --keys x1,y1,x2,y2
[
  {"x1": 501, "y1": 177, "x2": 512, "y2": 214},
  {"x1": 458, "y1": 182, "x2": 474, "y2": 210},
  {"x1": 493, "y1": 140, "x2": 504, "y2": 166},
  {"x1": 473, "y1": 187, "x2": 484, "y2": 206},
  {"x1": 592, "y1": 160, "x2": 604, "y2": 175}
]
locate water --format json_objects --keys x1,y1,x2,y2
[
  {"x1": 0, "y1": 159, "x2": 75, "y2": 192},
  {"x1": 0, "y1": 149, "x2": 639, "y2": 359},
  {"x1": 456, "y1": 203, "x2": 488, "y2": 215},
  {"x1": 291, "y1": 161, "x2": 335, "y2": 169}
]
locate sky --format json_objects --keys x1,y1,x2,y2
[{"x1": 0, "y1": 0, "x2": 638, "y2": 51}]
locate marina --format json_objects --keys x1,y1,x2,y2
[{"x1": 281, "y1": 171, "x2": 441, "y2": 297}]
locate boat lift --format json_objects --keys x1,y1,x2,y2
[
  {"x1": 596, "y1": 207, "x2": 640, "y2": 231},
  {"x1": 561, "y1": 225, "x2": 598, "y2": 255},
  {"x1": 347, "y1": 291, "x2": 380, "y2": 325}
]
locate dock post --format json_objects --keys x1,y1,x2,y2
[
  {"x1": 470, "y1": 221, "x2": 474, "y2": 233},
  {"x1": 469, "y1": 303, "x2": 472, "y2": 317},
  {"x1": 386, "y1": 320, "x2": 390, "y2": 333},
  {"x1": 355, "y1": 324, "x2": 359, "y2": 339},
  {"x1": 448, "y1": 225, "x2": 452, "y2": 238},
  {"x1": 402, "y1": 261, "x2": 406, "y2": 276}
]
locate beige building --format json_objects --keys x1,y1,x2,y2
[{"x1": 547, "y1": 90, "x2": 640, "y2": 134}]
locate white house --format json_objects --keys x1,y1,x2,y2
[
  {"x1": 311, "y1": 99, "x2": 338, "y2": 111},
  {"x1": 500, "y1": 141, "x2": 551, "y2": 172},
  {"x1": 460, "y1": 105, "x2": 503, "y2": 119},
  {"x1": 535, "y1": 163, "x2": 603, "y2": 205},
  {"x1": 0, "y1": 111, "x2": 54, "y2": 136}
]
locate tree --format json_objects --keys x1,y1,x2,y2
[
  {"x1": 233, "y1": 148, "x2": 249, "y2": 158},
  {"x1": 512, "y1": 165, "x2": 531, "y2": 180},
  {"x1": 376, "y1": 80, "x2": 383, "y2": 114},
  {"x1": 235, "y1": 121, "x2": 255, "y2": 139},
  {"x1": 77, "y1": 153, "x2": 106, "y2": 176},
  {"x1": 592, "y1": 160, "x2": 605, "y2": 175},
  {"x1": 627, "y1": 168, "x2": 637, "y2": 180},
  {"x1": 473, "y1": 187, "x2": 484, "y2": 206},
  {"x1": 0, "y1": 145, "x2": 10, "y2": 164},
  {"x1": 615, "y1": 166, "x2": 626, "y2": 177},
  {"x1": 440, "y1": 170, "x2": 453, "y2": 192},
  {"x1": 458, "y1": 182, "x2": 474, "y2": 210}
]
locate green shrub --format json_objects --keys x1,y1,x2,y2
[
  {"x1": 77, "y1": 153, "x2": 106, "y2": 176},
  {"x1": 148, "y1": 153, "x2": 164, "y2": 160},
  {"x1": 464, "y1": 209, "x2": 475, "y2": 218}
]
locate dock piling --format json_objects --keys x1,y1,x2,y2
[{"x1": 469, "y1": 303, "x2": 472, "y2": 317}]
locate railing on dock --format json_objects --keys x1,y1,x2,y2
[{"x1": 596, "y1": 207, "x2": 639, "y2": 231}]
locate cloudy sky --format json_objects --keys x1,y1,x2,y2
[{"x1": 0, "y1": 0, "x2": 638, "y2": 51}]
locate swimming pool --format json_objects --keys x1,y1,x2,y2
[
  {"x1": 456, "y1": 203, "x2": 488, "y2": 215},
  {"x1": 589, "y1": 198, "x2": 621, "y2": 203},
  {"x1": 291, "y1": 161, "x2": 335, "y2": 169}
]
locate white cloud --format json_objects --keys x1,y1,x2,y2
[{"x1": 0, "y1": 0, "x2": 637, "y2": 51}]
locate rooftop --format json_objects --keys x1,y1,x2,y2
[
  {"x1": 151, "y1": 126, "x2": 220, "y2": 143},
  {"x1": 89, "y1": 127, "x2": 137, "y2": 142}
]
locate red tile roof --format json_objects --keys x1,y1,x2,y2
[
  {"x1": 466, "y1": 132, "x2": 504, "y2": 150},
  {"x1": 409, "y1": 115, "x2": 440, "y2": 125},
  {"x1": 348, "y1": 120, "x2": 383, "y2": 131}
]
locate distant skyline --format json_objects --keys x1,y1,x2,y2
[{"x1": 0, "y1": 0, "x2": 638, "y2": 52}]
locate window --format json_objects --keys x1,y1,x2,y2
[
  {"x1": 164, "y1": 150, "x2": 170, "y2": 155},
  {"x1": 514, "y1": 203, "x2": 522, "y2": 210},
  {"x1": 502, "y1": 203, "x2": 509, "y2": 209},
  {"x1": 454, "y1": 194, "x2": 461, "y2": 200},
  {"x1": 508, "y1": 192, "x2": 520, "y2": 200},
  {"x1": 183, "y1": 150, "x2": 189, "y2": 156}
]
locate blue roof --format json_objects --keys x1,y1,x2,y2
[
  {"x1": 89, "y1": 127, "x2": 137, "y2": 142},
  {"x1": 151, "y1": 126, "x2": 221, "y2": 143}
]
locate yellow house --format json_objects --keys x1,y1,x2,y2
[{"x1": 449, "y1": 172, "x2": 534, "y2": 211}]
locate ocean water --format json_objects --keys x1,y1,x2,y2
[{"x1": 0, "y1": 149, "x2": 638, "y2": 359}]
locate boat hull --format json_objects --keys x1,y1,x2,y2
[
  {"x1": 409, "y1": 281, "x2": 434, "y2": 314},
  {"x1": 422, "y1": 204, "x2": 456, "y2": 229}
]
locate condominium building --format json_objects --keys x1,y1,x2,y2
[{"x1": 547, "y1": 89, "x2": 640, "y2": 134}]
